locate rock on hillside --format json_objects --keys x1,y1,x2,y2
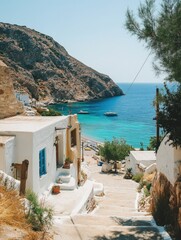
[
  {"x1": 0, "y1": 22, "x2": 124, "y2": 102},
  {"x1": 0, "y1": 60, "x2": 24, "y2": 119}
]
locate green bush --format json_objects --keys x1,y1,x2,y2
[
  {"x1": 158, "y1": 85, "x2": 181, "y2": 148},
  {"x1": 99, "y1": 138, "x2": 133, "y2": 162},
  {"x1": 26, "y1": 190, "x2": 53, "y2": 231},
  {"x1": 147, "y1": 136, "x2": 163, "y2": 151},
  {"x1": 132, "y1": 173, "x2": 143, "y2": 183},
  {"x1": 144, "y1": 186, "x2": 151, "y2": 197},
  {"x1": 37, "y1": 108, "x2": 61, "y2": 116},
  {"x1": 137, "y1": 179, "x2": 152, "y2": 194},
  {"x1": 146, "y1": 182, "x2": 152, "y2": 191}
]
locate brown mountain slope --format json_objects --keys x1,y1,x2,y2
[
  {"x1": 0, "y1": 60, "x2": 24, "y2": 119},
  {"x1": 0, "y1": 22, "x2": 124, "y2": 102}
]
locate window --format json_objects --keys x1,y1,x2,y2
[
  {"x1": 39, "y1": 148, "x2": 46, "y2": 177},
  {"x1": 71, "y1": 129, "x2": 77, "y2": 147}
]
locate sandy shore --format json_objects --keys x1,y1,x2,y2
[{"x1": 81, "y1": 135, "x2": 103, "y2": 146}]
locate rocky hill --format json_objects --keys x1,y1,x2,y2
[
  {"x1": 0, "y1": 60, "x2": 24, "y2": 119},
  {"x1": 0, "y1": 22, "x2": 123, "y2": 102}
]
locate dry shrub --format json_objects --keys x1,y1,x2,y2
[
  {"x1": 23, "y1": 231, "x2": 53, "y2": 240},
  {"x1": 143, "y1": 172, "x2": 156, "y2": 182},
  {"x1": 0, "y1": 186, "x2": 28, "y2": 228},
  {"x1": 0, "y1": 186, "x2": 51, "y2": 240}
]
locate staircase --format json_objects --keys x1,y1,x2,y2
[
  {"x1": 52, "y1": 162, "x2": 172, "y2": 239},
  {"x1": 56, "y1": 166, "x2": 76, "y2": 190}
]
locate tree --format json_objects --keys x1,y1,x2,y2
[
  {"x1": 158, "y1": 84, "x2": 181, "y2": 147},
  {"x1": 125, "y1": 0, "x2": 181, "y2": 83},
  {"x1": 99, "y1": 138, "x2": 133, "y2": 172},
  {"x1": 125, "y1": 0, "x2": 181, "y2": 147},
  {"x1": 147, "y1": 135, "x2": 163, "y2": 150}
]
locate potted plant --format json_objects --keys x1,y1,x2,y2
[
  {"x1": 63, "y1": 157, "x2": 72, "y2": 169},
  {"x1": 52, "y1": 185, "x2": 60, "y2": 194},
  {"x1": 124, "y1": 168, "x2": 133, "y2": 179}
]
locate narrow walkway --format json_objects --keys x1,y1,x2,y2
[{"x1": 52, "y1": 155, "x2": 171, "y2": 240}]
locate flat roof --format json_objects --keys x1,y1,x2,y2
[
  {"x1": 130, "y1": 151, "x2": 156, "y2": 161},
  {"x1": 0, "y1": 116, "x2": 68, "y2": 133}
]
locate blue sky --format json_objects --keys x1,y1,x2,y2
[{"x1": 0, "y1": 0, "x2": 163, "y2": 83}]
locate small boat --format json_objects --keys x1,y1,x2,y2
[
  {"x1": 78, "y1": 110, "x2": 90, "y2": 114},
  {"x1": 104, "y1": 112, "x2": 118, "y2": 116}
]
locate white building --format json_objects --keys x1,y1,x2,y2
[
  {"x1": 157, "y1": 135, "x2": 181, "y2": 185},
  {"x1": 16, "y1": 92, "x2": 30, "y2": 106},
  {"x1": 126, "y1": 150, "x2": 156, "y2": 175},
  {"x1": 0, "y1": 115, "x2": 81, "y2": 194}
]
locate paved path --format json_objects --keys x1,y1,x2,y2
[{"x1": 52, "y1": 154, "x2": 171, "y2": 240}]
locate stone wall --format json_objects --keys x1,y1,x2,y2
[
  {"x1": 151, "y1": 171, "x2": 181, "y2": 238},
  {"x1": 157, "y1": 135, "x2": 181, "y2": 185},
  {"x1": 0, "y1": 61, "x2": 24, "y2": 119}
]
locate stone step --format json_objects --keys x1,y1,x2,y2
[
  {"x1": 71, "y1": 214, "x2": 153, "y2": 227},
  {"x1": 57, "y1": 177, "x2": 76, "y2": 190},
  {"x1": 95, "y1": 200, "x2": 136, "y2": 207},
  {"x1": 93, "y1": 211, "x2": 149, "y2": 218},
  {"x1": 93, "y1": 207, "x2": 149, "y2": 216},
  {"x1": 97, "y1": 204, "x2": 137, "y2": 210},
  {"x1": 53, "y1": 223, "x2": 168, "y2": 240},
  {"x1": 102, "y1": 192, "x2": 137, "y2": 198}
]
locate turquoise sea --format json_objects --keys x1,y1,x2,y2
[{"x1": 51, "y1": 83, "x2": 162, "y2": 148}]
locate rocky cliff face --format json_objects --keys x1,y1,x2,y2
[
  {"x1": 0, "y1": 22, "x2": 123, "y2": 102},
  {"x1": 0, "y1": 60, "x2": 24, "y2": 119}
]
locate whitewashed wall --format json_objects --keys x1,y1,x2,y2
[
  {"x1": 139, "y1": 159, "x2": 156, "y2": 167},
  {"x1": 16, "y1": 93, "x2": 30, "y2": 106},
  {"x1": 126, "y1": 151, "x2": 156, "y2": 174},
  {"x1": 129, "y1": 154, "x2": 137, "y2": 174},
  {"x1": 0, "y1": 116, "x2": 71, "y2": 194},
  {"x1": 4, "y1": 137, "x2": 16, "y2": 175},
  {"x1": 9, "y1": 132, "x2": 33, "y2": 190},
  {"x1": 32, "y1": 117, "x2": 68, "y2": 194},
  {"x1": 157, "y1": 136, "x2": 181, "y2": 185},
  {"x1": 0, "y1": 137, "x2": 16, "y2": 176}
]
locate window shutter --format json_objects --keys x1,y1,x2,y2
[{"x1": 39, "y1": 148, "x2": 46, "y2": 177}]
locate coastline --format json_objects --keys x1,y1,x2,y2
[
  {"x1": 49, "y1": 83, "x2": 156, "y2": 148},
  {"x1": 81, "y1": 135, "x2": 103, "y2": 146}
]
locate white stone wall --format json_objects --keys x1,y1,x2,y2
[
  {"x1": 126, "y1": 151, "x2": 156, "y2": 175},
  {"x1": 139, "y1": 159, "x2": 156, "y2": 167},
  {"x1": 0, "y1": 137, "x2": 16, "y2": 176},
  {"x1": 4, "y1": 132, "x2": 34, "y2": 190},
  {"x1": 0, "y1": 170, "x2": 20, "y2": 190},
  {"x1": 32, "y1": 117, "x2": 68, "y2": 194},
  {"x1": 0, "y1": 116, "x2": 75, "y2": 194},
  {"x1": 16, "y1": 92, "x2": 30, "y2": 106},
  {"x1": 4, "y1": 137, "x2": 16, "y2": 175},
  {"x1": 129, "y1": 154, "x2": 137, "y2": 174},
  {"x1": 157, "y1": 136, "x2": 181, "y2": 185}
]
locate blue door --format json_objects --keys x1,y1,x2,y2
[{"x1": 39, "y1": 148, "x2": 46, "y2": 177}]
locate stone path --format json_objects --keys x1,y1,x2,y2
[{"x1": 52, "y1": 157, "x2": 171, "y2": 240}]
